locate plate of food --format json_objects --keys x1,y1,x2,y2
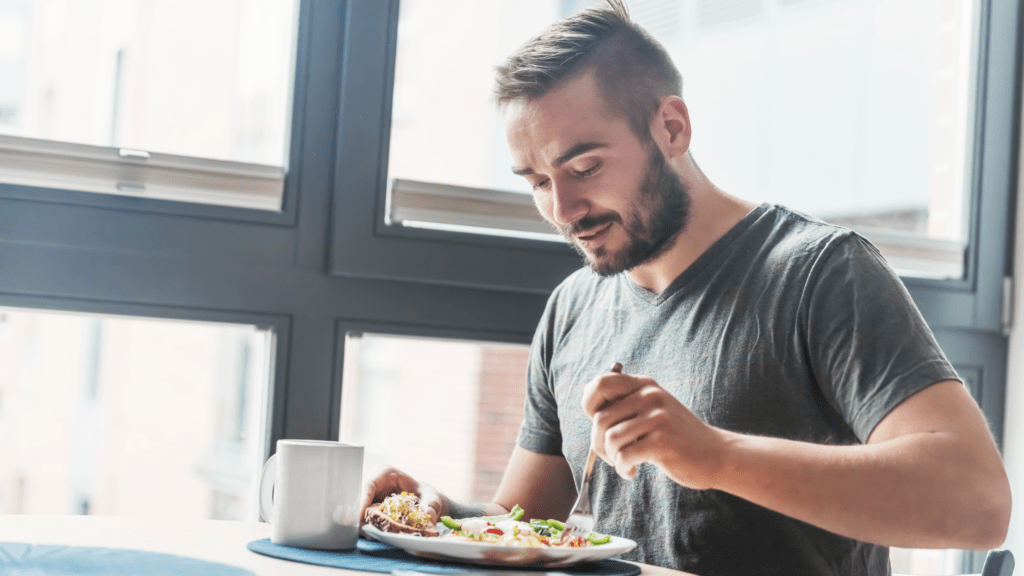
[{"x1": 363, "y1": 492, "x2": 637, "y2": 568}]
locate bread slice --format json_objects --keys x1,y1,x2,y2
[{"x1": 364, "y1": 503, "x2": 439, "y2": 537}]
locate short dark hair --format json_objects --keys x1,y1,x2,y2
[{"x1": 493, "y1": 0, "x2": 683, "y2": 140}]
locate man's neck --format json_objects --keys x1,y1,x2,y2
[{"x1": 626, "y1": 176, "x2": 758, "y2": 296}]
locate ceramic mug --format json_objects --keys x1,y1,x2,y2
[{"x1": 258, "y1": 440, "x2": 364, "y2": 550}]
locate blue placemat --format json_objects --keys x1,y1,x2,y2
[
  {"x1": 0, "y1": 541, "x2": 255, "y2": 575},
  {"x1": 247, "y1": 538, "x2": 641, "y2": 576}
]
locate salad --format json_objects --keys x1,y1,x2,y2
[
  {"x1": 365, "y1": 491, "x2": 438, "y2": 536},
  {"x1": 439, "y1": 506, "x2": 612, "y2": 548},
  {"x1": 366, "y1": 492, "x2": 614, "y2": 548}
]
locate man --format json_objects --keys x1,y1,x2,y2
[{"x1": 361, "y1": 2, "x2": 1011, "y2": 574}]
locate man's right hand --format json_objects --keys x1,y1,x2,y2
[{"x1": 359, "y1": 466, "x2": 447, "y2": 525}]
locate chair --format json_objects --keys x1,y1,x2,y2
[{"x1": 982, "y1": 550, "x2": 1014, "y2": 576}]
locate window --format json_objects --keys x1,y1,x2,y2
[
  {"x1": 331, "y1": 2, "x2": 1017, "y2": 569},
  {"x1": 666, "y1": 0, "x2": 978, "y2": 279},
  {"x1": 382, "y1": 0, "x2": 980, "y2": 280},
  {"x1": 339, "y1": 332, "x2": 530, "y2": 503},
  {"x1": 0, "y1": 308, "x2": 273, "y2": 520},
  {"x1": 385, "y1": 0, "x2": 561, "y2": 241},
  {"x1": 0, "y1": 1, "x2": 1015, "y2": 567},
  {"x1": 0, "y1": 0, "x2": 299, "y2": 211}
]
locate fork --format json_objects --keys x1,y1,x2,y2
[{"x1": 560, "y1": 362, "x2": 623, "y2": 543}]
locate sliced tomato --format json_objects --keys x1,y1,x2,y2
[{"x1": 484, "y1": 527, "x2": 503, "y2": 535}]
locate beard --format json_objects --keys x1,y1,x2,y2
[{"x1": 561, "y1": 146, "x2": 691, "y2": 277}]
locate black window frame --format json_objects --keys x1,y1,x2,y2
[
  {"x1": 0, "y1": 0, "x2": 1017, "y2": 532},
  {"x1": 328, "y1": 0, "x2": 1020, "y2": 330},
  {"x1": 326, "y1": 0, "x2": 1020, "y2": 449}
]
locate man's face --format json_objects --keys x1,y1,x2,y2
[{"x1": 505, "y1": 73, "x2": 690, "y2": 276}]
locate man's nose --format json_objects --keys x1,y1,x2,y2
[{"x1": 550, "y1": 178, "x2": 589, "y2": 228}]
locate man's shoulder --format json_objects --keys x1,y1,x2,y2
[
  {"x1": 760, "y1": 204, "x2": 857, "y2": 245},
  {"x1": 755, "y1": 204, "x2": 870, "y2": 264}
]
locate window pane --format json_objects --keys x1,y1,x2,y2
[
  {"x1": 890, "y1": 547, "x2": 967, "y2": 575},
  {"x1": 0, "y1": 308, "x2": 272, "y2": 520},
  {"x1": 666, "y1": 0, "x2": 977, "y2": 278},
  {"x1": 0, "y1": 0, "x2": 298, "y2": 210},
  {"x1": 387, "y1": 0, "x2": 978, "y2": 278},
  {"x1": 386, "y1": 0, "x2": 562, "y2": 241},
  {"x1": 339, "y1": 333, "x2": 529, "y2": 503}
]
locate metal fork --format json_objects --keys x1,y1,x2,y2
[{"x1": 560, "y1": 362, "x2": 623, "y2": 543}]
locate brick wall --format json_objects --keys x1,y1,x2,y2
[{"x1": 470, "y1": 345, "x2": 529, "y2": 502}]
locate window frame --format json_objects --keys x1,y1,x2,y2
[
  {"x1": 0, "y1": 0, "x2": 1017, "y2": 533},
  {"x1": 0, "y1": 292, "x2": 292, "y2": 471},
  {"x1": 897, "y1": 0, "x2": 1021, "y2": 335},
  {"x1": 0, "y1": 0, "x2": 312, "y2": 227},
  {"x1": 328, "y1": 0, "x2": 1021, "y2": 331},
  {"x1": 329, "y1": 318, "x2": 535, "y2": 442},
  {"x1": 328, "y1": 0, "x2": 580, "y2": 295},
  {"x1": 0, "y1": 0, "x2": 556, "y2": 521}
]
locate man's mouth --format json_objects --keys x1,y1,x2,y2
[{"x1": 574, "y1": 222, "x2": 613, "y2": 246}]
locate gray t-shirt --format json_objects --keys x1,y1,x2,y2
[{"x1": 517, "y1": 204, "x2": 959, "y2": 576}]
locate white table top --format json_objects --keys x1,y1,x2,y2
[{"x1": 0, "y1": 515, "x2": 696, "y2": 576}]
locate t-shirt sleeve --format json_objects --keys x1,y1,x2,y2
[
  {"x1": 804, "y1": 235, "x2": 961, "y2": 442},
  {"x1": 516, "y1": 288, "x2": 564, "y2": 456}
]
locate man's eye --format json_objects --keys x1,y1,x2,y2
[
  {"x1": 532, "y1": 179, "x2": 550, "y2": 191},
  {"x1": 573, "y1": 163, "x2": 600, "y2": 178}
]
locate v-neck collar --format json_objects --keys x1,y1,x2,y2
[{"x1": 622, "y1": 203, "x2": 770, "y2": 306}]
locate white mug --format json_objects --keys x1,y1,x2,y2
[{"x1": 258, "y1": 440, "x2": 364, "y2": 550}]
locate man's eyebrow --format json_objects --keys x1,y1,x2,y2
[
  {"x1": 511, "y1": 141, "x2": 609, "y2": 176},
  {"x1": 553, "y1": 141, "x2": 608, "y2": 168}
]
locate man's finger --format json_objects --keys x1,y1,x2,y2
[
  {"x1": 359, "y1": 484, "x2": 376, "y2": 514},
  {"x1": 611, "y1": 427, "x2": 657, "y2": 480},
  {"x1": 604, "y1": 412, "x2": 654, "y2": 459},
  {"x1": 590, "y1": 395, "x2": 641, "y2": 461},
  {"x1": 582, "y1": 373, "x2": 646, "y2": 416},
  {"x1": 419, "y1": 488, "x2": 444, "y2": 522},
  {"x1": 580, "y1": 363, "x2": 628, "y2": 416},
  {"x1": 358, "y1": 467, "x2": 421, "y2": 521}
]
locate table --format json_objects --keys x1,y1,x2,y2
[{"x1": 0, "y1": 515, "x2": 697, "y2": 576}]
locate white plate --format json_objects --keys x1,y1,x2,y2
[{"x1": 362, "y1": 525, "x2": 637, "y2": 568}]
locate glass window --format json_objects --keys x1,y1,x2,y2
[
  {"x1": 666, "y1": 0, "x2": 977, "y2": 279},
  {"x1": 385, "y1": 0, "x2": 561, "y2": 241},
  {"x1": 0, "y1": 0, "x2": 299, "y2": 210},
  {"x1": 0, "y1": 308, "x2": 273, "y2": 520},
  {"x1": 339, "y1": 333, "x2": 530, "y2": 503},
  {"x1": 386, "y1": 0, "x2": 978, "y2": 278},
  {"x1": 890, "y1": 548, "x2": 966, "y2": 575}
]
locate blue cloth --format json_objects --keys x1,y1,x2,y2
[
  {"x1": 0, "y1": 541, "x2": 255, "y2": 575},
  {"x1": 247, "y1": 538, "x2": 641, "y2": 575}
]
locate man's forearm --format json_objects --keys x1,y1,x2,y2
[
  {"x1": 707, "y1": 417, "x2": 1009, "y2": 549},
  {"x1": 443, "y1": 496, "x2": 508, "y2": 519}
]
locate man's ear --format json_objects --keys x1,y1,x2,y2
[{"x1": 651, "y1": 96, "x2": 691, "y2": 159}]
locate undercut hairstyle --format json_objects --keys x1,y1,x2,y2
[{"x1": 494, "y1": 0, "x2": 683, "y2": 141}]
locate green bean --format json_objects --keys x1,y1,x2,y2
[{"x1": 440, "y1": 504, "x2": 525, "y2": 530}]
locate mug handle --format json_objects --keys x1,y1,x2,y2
[{"x1": 258, "y1": 453, "x2": 278, "y2": 523}]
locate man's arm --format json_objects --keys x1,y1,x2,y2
[
  {"x1": 360, "y1": 446, "x2": 577, "y2": 524},
  {"x1": 586, "y1": 374, "x2": 1011, "y2": 549},
  {"x1": 492, "y1": 446, "x2": 578, "y2": 521}
]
